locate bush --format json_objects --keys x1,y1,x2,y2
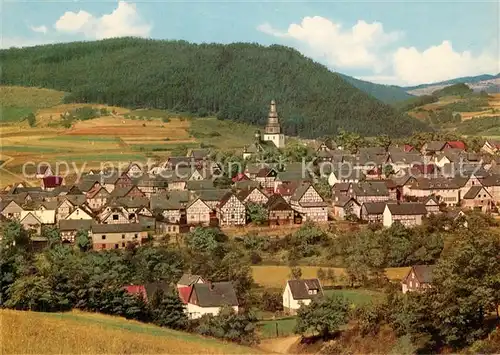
[
  {"x1": 261, "y1": 290, "x2": 283, "y2": 312},
  {"x1": 249, "y1": 251, "x2": 262, "y2": 265}
]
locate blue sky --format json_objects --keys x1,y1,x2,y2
[{"x1": 2, "y1": 0, "x2": 499, "y2": 85}]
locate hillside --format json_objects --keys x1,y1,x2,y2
[
  {"x1": 338, "y1": 73, "x2": 414, "y2": 104},
  {"x1": 406, "y1": 73, "x2": 500, "y2": 96},
  {"x1": 1, "y1": 310, "x2": 263, "y2": 354},
  {"x1": 0, "y1": 38, "x2": 428, "y2": 138}
]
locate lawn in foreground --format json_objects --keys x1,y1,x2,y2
[{"x1": 1, "y1": 309, "x2": 263, "y2": 354}]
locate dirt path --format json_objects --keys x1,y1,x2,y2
[{"x1": 259, "y1": 336, "x2": 300, "y2": 354}]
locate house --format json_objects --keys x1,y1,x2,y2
[
  {"x1": 186, "y1": 282, "x2": 239, "y2": 319},
  {"x1": 1, "y1": 200, "x2": 24, "y2": 219},
  {"x1": 446, "y1": 141, "x2": 466, "y2": 150},
  {"x1": 177, "y1": 274, "x2": 205, "y2": 288},
  {"x1": 186, "y1": 198, "x2": 213, "y2": 226},
  {"x1": 481, "y1": 139, "x2": 500, "y2": 155},
  {"x1": 59, "y1": 219, "x2": 93, "y2": 243},
  {"x1": 326, "y1": 166, "x2": 365, "y2": 186},
  {"x1": 99, "y1": 203, "x2": 136, "y2": 224},
  {"x1": 350, "y1": 181, "x2": 390, "y2": 204},
  {"x1": 56, "y1": 198, "x2": 75, "y2": 220},
  {"x1": 290, "y1": 184, "x2": 328, "y2": 222},
  {"x1": 481, "y1": 174, "x2": 500, "y2": 200},
  {"x1": 255, "y1": 167, "x2": 278, "y2": 194},
  {"x1": 333, "y1": 197, "x2": 361, "y2": 220},
  {"x1": 383, "y1": 202, "x2": 427, "y2": 227},
  {"x1": 110, "y1": 185, "x2": 145, "y2": 199},
  {"x1": 462, "y1": 186, "x2": 495, "y2": 212},
  {"x1": 91, "y1": 223, "x2": 147, "y2": 250},
  {"x1": 41, "y1": 176, "x2": 63, "y2": 191},
  {"x1": 421, "y1": 141, "x2": 450, "y2": 155},
  {"x1": 217, "y1": 192, "x2": 246, "y2": 226},
  {"x1": 66, "y1": 205, "x2": 94, "y2": 220},
  {"x1": 86, "y1": 185, "x2": 111, "y2": 211},
  {"x1": 405, "y1": 178, "x2": 461, "y2": 207},
  {"x1": 237, "y1": 187, "x2": 269, "y2": 205},
  {"x1": 195, "y1": 189, "x2": 231, "y2": 210},
  {"x1": 422, "y1": 195, "x2": 441, "y2": 215},
  {"x1": 124, "y1": 282, "x2": 172, "y2": 302},
  {"x1": 283, "y1": 279, "x2": 323, "y2": 314},
  {"x1": 265, "y1": 194, "x2": 295, "y2": 226},
  {"x1": 20, "y1": 210, "x2": 56, "y2": 235},
  {"x1": 360, "y1": 201, "x2": 387, "y2": 223},
  {"x1": 20, "y1": 212, "x2": 43, "y2": 235},
  {"x1": 401, "y1": 265, "x2": 436, "y2": 293}
]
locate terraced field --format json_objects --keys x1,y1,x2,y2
[{"x1": 0, "y1": 86, "x2": 257, "y2": 187}]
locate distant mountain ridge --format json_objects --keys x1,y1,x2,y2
[
  {"x1": 0, "y1": 37, "x2": 428, "y2": 138},
  {"x1": 405, "y1": 73, "x2": 500, "y2": 96}
]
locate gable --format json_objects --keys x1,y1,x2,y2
[
  {"x1": 188, "y1": 198, "x2": 211, "y2": 212},
  {"x1": 67, "y1": 207, "x2": 93, "y2": 220},
  {"x1": 299, "y1": 185, "x2": 323, "y2": 203}
]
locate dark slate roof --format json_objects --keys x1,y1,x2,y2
[
  {"x1": 386, "y1": 202, "x2": 427, "y2": 215},
  {"x1": 192, "y1": 282, "x2": 239, "y2": 307},
  {"x1": 59, "y1": 219, "x2": 93, "y2": 231},
  {"x1": 91, "y1": 223, "x2": 144, "y2": 234},
  {"x1": 265, "y1": 194, "x2": 292, "y2": 211},
  {"x1": 425, "y1": 141, "x2": 447, "y2": 152},
  {"x1": 410, "y1": 265, "x2": 436, "y2": 284},
  {"x1": 178, "y1": 273, "x2": 203, "y2": 286},
  {"x1": 481, "y1": 174, "x2": 500, "y2": 187},
  {"x1": 463, "y1": 186, "x2": 488, "y2": 199},
  {"x1": 410, "y1": 177, "x2": 461, "y2": 190},
  {"x1": 190, "y1": 149, "x2": 211, "y2": 160},
  {"x1": 195, "y1": 189, "x2": 231, "y2": 202},
  {"x1": 186, "y1": 179, "x2": 214, "y2": 191},
  {"x1": 362, "y1": 201, "x2": 387, "y2": 215},
  {"x1": 276, "y1": 170, "x2": 310, "y2": 182},
  {"x1": 351, "y1": 181, "x2": 389, "y2": 197},
  {"x1": 290, "y1": 183, "x2": 312, "y2": 201},
  {"x1": 334, "y1": 196, "x2": 358, "y2": 207},
  {"x1": 233, "y1": 180, "x2": 261, "y2": 190},
  {"x1": 286, "y1": 279, "x2": 323, "y2": 300},
  {"x1": 144, "y1": 282, "x2": 173, "y2": 300},
  {"x1": 117, "y1": 196, "x2": 150, "y2": 209}
]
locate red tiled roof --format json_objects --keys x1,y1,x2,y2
[
  {"x1": 177, "y1": 286, "x2": 192, "y2": 304},
  {"x1": 123, "y1": 285, "x2": 147, "y2": 301},
  {"x1": 42, "y1": 176, "x2": 63, "y2": 188},
  {"x1": 403, "y1": 144, "x2": 414, "y2": 152},
  {"x1": 446, "y1": 141, "x2": 466, "y2": 150},
  {"x1": 232, "y1": 173, "x2": 249, "y2": 182}
]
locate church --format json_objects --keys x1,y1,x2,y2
[
  {"x1": 243, "y1": 100, "x2": 286, "y2": 159},
  {"x1": 263, "y1": 100, "x2": 285, "y2": 149}
]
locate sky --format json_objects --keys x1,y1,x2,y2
[{"x1": 1, "y1": 0, "x2": 499, "y2": 86}]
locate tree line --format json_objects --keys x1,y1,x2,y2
[{"x1": 0, "y1": 37, "x2": 428, "y2": 138}]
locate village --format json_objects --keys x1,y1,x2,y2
[{"x1": 1, "y1": 100, "x2": 500, "y2": 327}]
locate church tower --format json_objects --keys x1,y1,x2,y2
[{"x1": 263, "y1": 100, "x2": 285, "y2": 148}]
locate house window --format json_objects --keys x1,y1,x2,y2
[
  {"x1": 122, "y1": 234, "x2": 125, "y2": 239},
  {"x1": 134, "y1": 234, "x2": 138, "y2": 239},
  {"x1": 102, "y1": 235, "x2": 106, "y2": 240},
  {"x1": 114, "y1": 244, "x2": 119, "y2": 249},
  {"x1": 122, "y1": 243, "x2": 125, "y2": 247},
  {"x1": 113, "y1": 214, "x2": 119, "y2": 220},
  {"x1": 230, "y1": 214, "x2": 235, "y2": 219}
]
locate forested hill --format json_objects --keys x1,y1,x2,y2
[
  {"x1": 0, "y1": 38, "x2": 428, "y2": 138},
  {"x1": 337, "y1": 73, "x2": 414, "y2": 104}
]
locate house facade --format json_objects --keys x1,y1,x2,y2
[{"x1": 283, "y1": 279, "x2": 323, "y2": 314}]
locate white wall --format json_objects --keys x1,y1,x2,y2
[
  {"x1": 185, "y1": 303, "x2": 239, "y2": 319},
  {"x1": 282, "y1": 283, "x2": 312, "y2": 311}
]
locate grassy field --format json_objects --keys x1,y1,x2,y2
[
  {"x1": 0, "y1": 86, "x2": 259, "y2": 187},
  {"x1": 324, "y1": 288, "x2": 384, "y2": 306},
  {"x1": 251, "y1": 265, "x2": 410, "y2": 288},
  {"x1": 1, "y1": 310, "x2": 263, "y2": 354}
]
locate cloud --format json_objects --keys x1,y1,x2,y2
[
  {"x1": 259, "y1": 16, "x2": 499, "y2": 85},
  {"x1": 30, "y1": 25, "x2": 48, "y2": 34},
  {"x1": 54, "y1": 1, "x2": 151, "y2": 39},
  {"x1": 258, "y1": 16, "x2": 402, "y2": 73},
  {"x1": 392, "y1": 41, "x2": 499, "y2": 85}
]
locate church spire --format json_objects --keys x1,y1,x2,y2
[{"x1": 265, "y1": 99, "x2": 280, "y2": 134}]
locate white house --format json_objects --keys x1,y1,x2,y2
[
  {"x1": 185, "y1": 282, "x2": 239, "y2": 319},
  {"x1": 383, "y1": 202, "x2": 427, "y2": 228},
  {"x1": 282, "y1": 278, "x2": 323, "y2": 314}
]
